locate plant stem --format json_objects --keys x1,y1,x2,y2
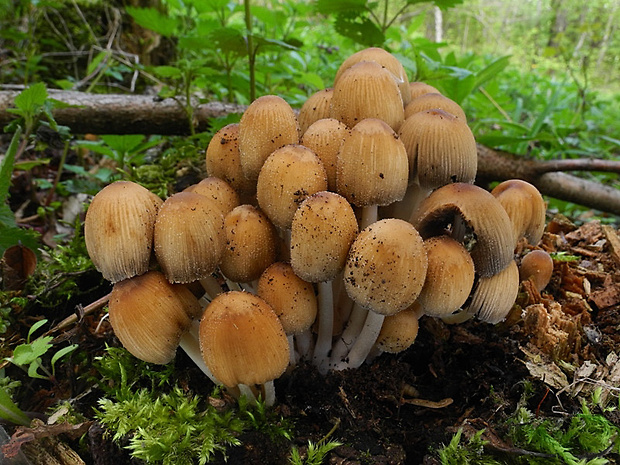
[{"x1": 244, "y1": 0, "x2": 256, "y2": 101}]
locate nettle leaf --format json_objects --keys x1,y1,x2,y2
[
  {"x1": 207, "y1": 27, "x2": 247, "y2": 56},
  {"x1": 334, "y1": 12, "x2": 385, "y2": 46},
  {"x1": 125, "y1": 6, "x2": 180, "y2": 37},
  {"x1": 12, "y1": 336, "x2": 54, "y2": 366},
  {"x1": 406, "y1": 0, "x2": 464, "y2": 8},
  {"x1": 152, "y1": 65, "x2": 183, "y2": 78},
  {"x1": 0, "y1": 128, "x2": 21, "y2": 203},
  {"x1": 254, "y1": 36, "x2": 299, "y2": 52},
  {"x1": 315, "y1": 0, "x2": 368, "y2": 15},
  {"x1": 100, "y1": 135, "x2": 145, "y2": 154},
  {"x1": 11, "y1": 82, "x2": 48, "y2": 116}
]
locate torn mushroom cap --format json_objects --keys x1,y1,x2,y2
[
  {"x1": 85, "y1": 180, "x2": 163, "y2": 283},
  {"x1": 154, "y1": 191, "x2": 225, "y2": 283},
  {"x1": 412, "y1": 183, "x2": 515, "y2": 278},
  {"x1": 330, "y1": 61, "x2": 405, "y2": 132},
  {"x1": 333, "y1": 47, "x2": 411, "y2": 106},
  {"x1": 344, "y1": 218, "x2": 428, "y2": 315},
  {"x1": 519, "y1": 249, "x2": 554, "y2": 292},
  {"x1": 238, "y1": 95, "x2": 300, "y2": 182},
  {"x1": 491, "y1": 179, "x2": 546, "y2": 247},
  {"x1": 290, "y1": 191, "x2": 359, "y2": 283},
  {"x1": 220, "y1": 204, "x2": 279, "y2": 283},
  {"x1": 184, "y1": 176, "x2": 240, "y2": 217},
  {"x1": 376, "y1": 302, "x2": 421, "y2": 354},
  {"x1": 256, "y1": 144, "x2": 328, "y2": 230},
  {"x1": 409, "y1": 82, "x2": 441, "y2": 99},
  {"x1": 404, "y1": 93, "x2": 467, "y2": 122},
  {"x1": 336, "y1": 118, "x2": 408, "y2": 208},
  {"x1": 417, "y1": 236, "x2": 475, "y2": 318},
  {"x1": 199, "y1": 290, "x2": 289, "y2": 388},
  {"x1": 109, "y1": 270, "x2": 202, "y2": 364},
  {"x1": 464, "y1": 259, "x2": 520, "y2": 324},
  {"x1": 257, "y1": 262, "x2": 318, "y2": 335},
  {"x1": 300, "y1": 118, "x2": 349, "y2": 191},
  {"x1": 297, "y1": 88, "x2": 333, "y2": 135},
  {"x1": 205, "y1": 123, "x2": 256, "y2": 197},
  {"x1": 398, "y1": 108, "x2": 477, "y2": 188}
]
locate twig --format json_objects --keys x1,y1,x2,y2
[{"x1": 47, "y1": 291, "x2": 111, "y2": 334}]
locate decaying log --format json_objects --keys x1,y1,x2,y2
[{"x1": 1, "y1": 89, "x2": 619, "y2": 215}]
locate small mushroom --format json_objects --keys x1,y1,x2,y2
[
  {"x1": 184, "y1": 176, "x2": 240, "y2": 217},
  {"x1": 519, "y1": 249, "x2": 554, "y2": 292},
  {"x1": 238, "y1": 95, "x2": 300, "y2": 182},
  {"x1": 409, "y1": 82, "x2": 441, "y2": 99},
  {"x1": 154, "y1": 191, "x2": 225, "y2": 283},
  {"x1": 375, "y1": 302, "x2": 422, "y2": 354},
  {"x1": 404, "y1": 93, "x2": 467, "y2": 121},
  {"x1": 85, "y1": 180, "x2": 163, "y2": 283},
  {"x1": 297, "y1": 88, "x2": 333, "y2": 135},
  {"x1": 199, "y1": 291, "x2": 289, "y2": 406}
]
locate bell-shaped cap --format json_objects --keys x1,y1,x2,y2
[
  {"x1": 199, "y1": 291, "x2": 289, "y2": 388},
  {"x1": 185, "y1": 176, "x2": 240, "y2": 217},
  {"x1": 376, "y1": 302, "x2": 421, "y2": 354},
  {"x1": 343, "y1": 218, "x2": 428, "y2": 315},
  {"x1": 404, "y1": 93, "x2": 467, "y2": 121},
  {"x1": 301, "y1": 118, "x2": 348, "y2": 191},
  {"x1": 257, "y1": 262, "x2": 318, "y2": 335},
  {"x1": 109, "y1": 270, "x2": 202, "y2": 364},
  {"x1": 519, "y1": 249, "x2": 554, "y2": 292},
  {"x1": 238, "y1": 95, "x2": 300, "y2": 182},
  {"x1": 85, "y1": 180, "x2": 162, "y2": 283},
  {"x1": 256, "y1": 144, "x2": 327, "y2": 230},
  {"x1": 290, "y1": 191, "x2": 359, "y2": 283},
  {"x1": 409, "y1": 82, "x2": 441, "y2": 99},
  {"x1": 154, "y1": 192, "x2": 225, "y2": 283},
  {"x1": 298, "y1": 88, "x2": 333, "y2": 135}
]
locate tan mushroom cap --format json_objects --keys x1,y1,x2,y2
[
  {"x1": 199, "y1": 291, "x2": 289, "y2": 388},
  {"x1": 336, "y1": 118, "x2": 408, "y2": 208},
  {"x1": 343, "y1": 218, "x2": 428, "y2": 315},
  {"x1": 376, "y1": 302, "x2": 421, "y2": 354},
  {"x1": 300, "y1": 118, "x2": 349, "y2": 191},
  {"x1": 256, "y1": 144, "x2": 328, "y2": 230},
  {"x1": 290, "y1": 191, "x2": 359, "y2": 283},
  {"x1": 409, "y1": 82, "x2": 441, "y2": 100},
  {"x1": 412, "y1": 183, "x2": 515, "y2": 278},
  {"x1": 205, "y1": 123, "x2": 256, "y2": 197},
  {"x1": 417, "y1": 236, "x2": 475, "y2": 318},
  {"x1": 398, "y1": 108, "x2": 477, "y2": 187},
  {"x1": 220, "y1": 204, "x2": 279, "y2": 283},
  {"x1": 298, "y1": 88, "x2": 333, "y2": 135},
  {"x1": 85, "y1": 180, "x2": 163, "y2": 283},
  {"x1": 333, "y1": 47, "x2": 411, "y2": 106},
  {"x1": 238, "y1": 95, "x2": 300, "y2": 182},
  {"x1": 464, "y1": 259, "x2": 520, "y2": 324},
  {"x1": 404, "y1": 93, "x2": 467, "y2": 121},
  {"x1": 491, "y1": 179, "x2": 547, "y2": 247},
  {"x1": 184, "y1": 176, "x2": 240, "y2": 217},
  {"x1": 330, "y1": 61, "x2": 405, "y2": 132},
  {"x1": 154, "y1": 191, "x2": 225, "y2": 283},
  {"x1": 519, "y1": 249, "x2": 554, "y2": 292},
  {"x1": 108, "y1": 270, "x2": 202, "y2": 364},
  {"x1": 257, "y1": 262, "x2": 318, "y2": 335}
]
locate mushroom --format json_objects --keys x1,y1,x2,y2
[
  {"x1": 333, "y1": 218, "x2": 428, "y2": 370},
  {"x1": 154, "y1": 191, "x2": 225, "y2": 284},
  {"x1": 404, "y1": 93, "x2": 467, "y2": 121},
  {"x1": 205, "y1": 123, "x2": 256, "y2": 199},
  {"x1": 412, "y1": 183, "x2": 515, "y2": 278},
  {"x1": 519, "y1": 249, "x2": 554, "y2": 292},
  {"x1": 219, "y1": 204, "x2": 279, "y2": 285},
  {"x1": 409, "y1": 81, "x2": 441, "y2": 99},
  {"x1": 238, "y1": 95, "x2": 300, "y2": 182},
  {"x1": 300, "y1": 118, "x2": 349, "y2": 191},
  {"x1": 199, "y1": 290, "x2": 289, "y2": 406},
  {"x1": 289, "y1": 191, "x2": 359, "y2": 371},
  {"x1": 417, "y1": 235, "x2": 475, "y2": 318},
  {"x1": 491, "y1": 179, "x2": 547, "y2": 248},
  {"x1": 256, "y1": 144, "x2": 328, "y2": 231},
  {"x1": 84, "y1": 180, "x2": 162, "y2": 283},
  {"x1": 333, "y1": 47, "x2": 411, "y2": 106},
  {"x1": 184, "y1": 176, "x2": 240, "y2": 217},
  {"x1": 330, "y1": 61, "x2": 405, "y2": 132},
  {"x1": 375, "y1": 302, "x2": 422, "y2": 354},
  {"x1": 297, "y1": 88, "x2": 333, "y2": 135},
  {"x1": 257, "y1": 262, "x2": 318, "y2": 364},
  {"x1": 336, "y1": 118, "x2": 408, "y2": 229}
]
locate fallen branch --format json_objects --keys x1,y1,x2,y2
[{"x1": 1, "y1": 89, "x2": 619, "y2": 215}]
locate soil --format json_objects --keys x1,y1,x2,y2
[{"x1": 3, "y1": 152, "x2": 620, "y2": 464}]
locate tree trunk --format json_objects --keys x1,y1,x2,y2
[{"x1": 1, "y1": 89, "x2": 619, "y2": 215}]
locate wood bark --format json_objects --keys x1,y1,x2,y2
[{"x1": 1, "y1": 89, "x2": 619, "y2": 215}]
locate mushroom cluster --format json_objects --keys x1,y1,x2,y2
[{"x1": 85, "y1": 47, "x2": 551, "y2": 405}]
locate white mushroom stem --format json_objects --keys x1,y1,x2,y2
[
  {"x1": 263, "y1": 381, "x2": 276, "y2": 407},
  {"x1": 312, "y1": 281, "x2": 335, "y2": 373},
  {"x1": 294, "y1": 329, "x2": 314, "y2": 360},
  {"x1": 287, "y1": 335, "x2": 299, "y2": 366},
  {"x1": 329, "y1": 302, "x2": 367, "y2": 367},
  {"x1": 238, "y1": 384, "x2": 258, "y2": 404},
  {"x1": 200, "y1": 276, "x2": 224, "y2": 300},
  {"x1": 333, "y1": 311, "x2": 385, "y2": 371},
  {"x1": 178, "y1": 321, "x2": 219, "y2": 386}
]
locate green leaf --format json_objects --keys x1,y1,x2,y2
[
  {"x1": 470, "y1": 55, "x2": 511, "y2": 92},
  {"x1": 12, "y1": 336, "x2": 53, "y2": 366},
  {"x1": 0, "y1": 386, "x2": 30, "y2": 426},
  {"x1": 152, "y1": 65, "x2": 183, "y2": 78},
  {"x1": 0, "y1": 127, "x2": 22, "y2": 203},
  {"x1": 13, "y1": 82, "x2": 48, "y2": 114},
  {"x1": 87, "y1": 51, "x2": 110, "y2": 75},
  {"x1": 207, "y1": 27, "x2": 248, "y2": 56},
  {"x1": 125, "y1": 6, "x2": 180, "y2": 37},
  {"x1": 51, "y1": 344, "x2": 78, "y2": 376},
  {"x1": 315, "y1": 0, "x2": 367, "y2": 15},
  {"x1": 333, "y1": 12, "x2": 385, "y2": 47},
  {"x1": 27, "y1": 319, "x2": 49, "y2": 342},
  {"x1": 100, "y1": 135, "x2": 145, "y2": 154}
]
